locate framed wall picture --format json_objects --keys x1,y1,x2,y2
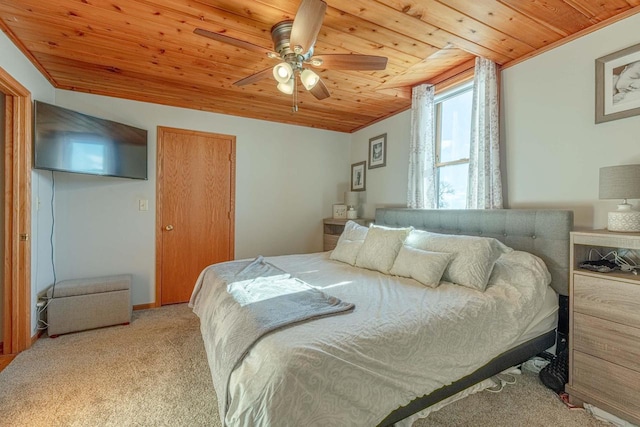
[
  {"x1": 351, "y1": 161, "x2": 366, "y2": 192},
  {"x1": 596, "y1": 42, "x2": 640, "y2": 123},
  {"x1": 368, "y1": 133, "x2": 387, "y2": 169}
]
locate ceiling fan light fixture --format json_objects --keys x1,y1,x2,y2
[
  {"x1": 267, "y1": 52, "x2": 280, "y2": 59},
  {"x1": 277, "y1": 78, "x2": 295, "y2": 95},
  {"x1": 300, "y1": 69, "x2": 320, "y2": 90},
  {"x1": 310, "y1": 58, "x2": 323, "y2": 67},
  {"x1": 273, "y1": 62, "x2": 293, "y2": 83}
]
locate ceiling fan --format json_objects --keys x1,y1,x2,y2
[{"x1": 194, "y1": 0, "x2": 388, "y2": 111}]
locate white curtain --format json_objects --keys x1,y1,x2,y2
[
  {"x1": 407, "y1": 84, "x2": 436, "y2": 209},
  {"x1": 467, "y1": 57, "x2": 503, "y2": 209}
]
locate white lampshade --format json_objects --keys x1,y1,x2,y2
[
  {"x1": 599, "y1": 164, "x2": 640, "y2": 232},
  {"x1": 276, "y1": 78, "x2": 294, "y2": 95},
  {"x1": 273, "y1": 62, "x2": 293, "y2": 84},
  {"x1": 300, "y1": 69, "x2": 320, "y2": 90},
  {"x1": 344, "y1": 191, "x2": 359, "y2": 208}
]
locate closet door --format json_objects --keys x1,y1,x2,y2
[{"x1": 156, "y1": 127, "x2": 235, "y2": 305}]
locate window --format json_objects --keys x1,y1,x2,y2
[{"x1": 435, "y1": 82, "x2": 473, "y2": 208}]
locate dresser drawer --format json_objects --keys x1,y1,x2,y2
[
  {"x1": 573, "y1": 274, "x2": 640, "y2": 327},
  {"x1": 572, "y1": 351, "x2": 640, "y2": 420},
  {"x1": 574, "y1": 312, "x2": 640, "y2": 372}
]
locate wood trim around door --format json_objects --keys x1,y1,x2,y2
[
  {"x1": 0, "y1": 66, "x2": 32, "y2": 355},
  {"x1": 155, "y1": 126, "x2": 236, "y2": 307}
]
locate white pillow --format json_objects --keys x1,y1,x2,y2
[
  {"x1": 488, "y1": 251, "x2": 551, "y2": 289},
  {"x1": 405, "y1": 229, "x2": 512, "y2": 291},
  {"x1": 329, "y1": 221, "x2": 369, "y2": 265},
  {"x1": 355, "y1": 225, "x2": 412, "y2": 274},
  {"x1": 390, "y1": 246, "x2": 453, "y2": 288}
]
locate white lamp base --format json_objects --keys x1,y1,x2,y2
[
  {"x1": 346, "y1": 208, "x2": 358, "y2": 220},
  {"x1": 608, "y1": 206, "x2": 640, "y2": 232}
]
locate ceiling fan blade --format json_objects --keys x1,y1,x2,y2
[
  {"x1": 309, "y1": 78, "x2": 330, "y2": 100},
  {"x1": 194, "y1": 28, "x2": 271, "y2": 56},
  {"x1": 233, "y1": 68, "x2": 273, "y2": 86},
  {"x1": 289, "y1": 0, "x2": 327, "y2": 54},
  {"x1": 312, "y1": 55, "x2": 388, "y2": 70}
]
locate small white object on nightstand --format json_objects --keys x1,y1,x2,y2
[{"x1": 344, "y1": 191, "x2": 360, "y2": 219}]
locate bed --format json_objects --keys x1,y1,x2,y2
[{"x1": 190, "y1": 208, "x2": 573, "y2": 426}]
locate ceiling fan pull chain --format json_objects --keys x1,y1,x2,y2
[{"x1": 292, "y1": 75, "x2": 299, "y2": 113}]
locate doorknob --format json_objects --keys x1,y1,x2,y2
[{"x1": 165, "y1": 225, "x2": 174, "y2": 231}]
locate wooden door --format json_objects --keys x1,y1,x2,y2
[
  {"x1": 0, "y1": 67, "x2": 32, "y2": 355},
  {"x1": 156, "y1": 127, "x2": 235, "y2": 305}
]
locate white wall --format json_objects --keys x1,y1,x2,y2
[
  {"x1": 351, "y1": 13, "x2": 640, "y2": 230},
  {"x1": 350, "y1": 110, "x2": 411, "y2": 219},
  {"x1": 53, "y1": 91, "x2": 351, "y2": 305},
  {"x1": 0, "y1": 30, "x2": 57, "y2": 335},
  {"x1": 502, "y1": 13, "x2": 640, "y2": 229}
]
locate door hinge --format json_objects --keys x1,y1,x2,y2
[{"x1": 19, "y1": 233, "x2": 29, "y2": 241}]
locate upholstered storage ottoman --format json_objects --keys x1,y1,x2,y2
[{"x1": 47, "y1": 274, "x2": 132, "y2": 337}]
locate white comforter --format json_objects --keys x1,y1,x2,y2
[{"x1": 191, "y1": 251, "x2": 551, "y2": 426}]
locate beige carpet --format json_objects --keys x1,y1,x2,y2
[{"x1": 0, "y1": 304, "x2": 610, "y2": 427}]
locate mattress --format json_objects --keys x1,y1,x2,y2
[
  {"x1": 191, "y1": 250, "x2": 556, "y2": 426},
  {"x1": 389, "y1": 291, "x2": 557, "y2": 427},
  {"x1": 514, "y1": 284, "x2": 558, "y2": 347}
]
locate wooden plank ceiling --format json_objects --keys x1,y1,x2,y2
[{"x1": 1, "y1": 0, "x2": 639, "y2": 133}]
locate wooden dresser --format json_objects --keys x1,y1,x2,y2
[
  {"x1": 322, "y1": 218, "x2": 373, "y2": 251},
  {"x1": 567, "y1": 230, "x2": 640, "y2": 425}
]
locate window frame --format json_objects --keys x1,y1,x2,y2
[{"x1": 434, "y1": 80, "x2": 474, "y2": 208}]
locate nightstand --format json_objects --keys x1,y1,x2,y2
[
  {"x1": 323, "y1": 218, "x2": 373, "y2": 251},
  {"x1": 567, "y1": 230, "x2": 640, "y2": 425}
]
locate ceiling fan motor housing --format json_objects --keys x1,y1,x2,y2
[
  {"x1": 271, "y1": 21, "x2": 293, "y2": 55},
  {"x1": 271, "y1": 20, "x2": 313, "y2": 68}
]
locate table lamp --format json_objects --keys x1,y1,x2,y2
[
  {"x1": 599, "y1": 164, "x2": 640, "y2": 232},
  {"x1": 344, "y1": 191, "x2": 360, "y2": 219}
]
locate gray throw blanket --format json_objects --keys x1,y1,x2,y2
[{"x1": 191, "y1": 256, "x2": 355, "y2": 422}]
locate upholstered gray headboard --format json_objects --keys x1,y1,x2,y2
[{"x1": 375, "y1": 208, "x2": 574, "y2": 296}]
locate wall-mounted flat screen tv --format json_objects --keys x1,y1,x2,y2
[{"x1": 33, "y1": 101, "x2": 148, "y2": 180}]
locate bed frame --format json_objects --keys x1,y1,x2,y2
[{"x1": 374, "y1": 208, "x2": 573, "y2": 426}]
